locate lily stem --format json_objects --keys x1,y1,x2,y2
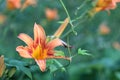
[
  {"x1": 47, "y1": 56, "x2": 71, "y2": 61},
  {"x1": 59, "y1": 0, "x2": 76, "y2": 35}
]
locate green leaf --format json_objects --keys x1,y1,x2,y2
[
  {"x1": 5, "y1": 59, "x2": 28, "y2": 70},
  {"x1": 19, "y1": 66, "x2": 32, "y2": 80},
  {"x1": 91, "y1": 0, "x2": 98, "y2": 7},
  {"x1": 78, "y1": 48, "x2": 91, "y2": 56},
  {"x1": 47, "y1": 59, "x2": 54, "y2": 67},
  {"x1": 8, "y1": 67, "x2": 16, "y2": 78},
  {"x1": 5, "y1": 59, "x2": 32, "y2": 79},
  {"x1": 49, "y1": 65, "x2": 58, "y2": 73},
  {"x1": 115, "y1": 72, "x2": 120, "y2": 79},
  {"x1": 53, "y1": 59, "x2": 66, "y2": 72},
  {"x1": 55, "y1": 50, "x2": 65, "y2": 56}
]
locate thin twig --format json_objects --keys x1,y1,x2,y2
[
  {"x1": 59, "y1": 0, "x2": 76, "y2": 35},
  {"x1": 47, "y1": 56, "x2": 71, "y2": 61}
]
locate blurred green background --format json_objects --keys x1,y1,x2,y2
[{"x1": 0, "y1": 0, "x2": 120, "y2": 80}]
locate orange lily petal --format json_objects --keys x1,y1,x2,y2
[
  {"x1": 16, "y1": 46, "x2": 32, "y2": 58},
  {"x1": 35, "y1": 59, "x2": 46, "y2": 72},
  {"x1": 53, "y1": 18, "x2": 69, "y2": 38},
  {"x1": 34, "y1": 23, "x2": 46, "y2": 44},
  {"x1": 108, "y1": 0, "x2": 116, "y2": 9},
  {"x1": 47, "y1": 38, "x2": 63, "y2": 50},
  {"x1": 116, "y1": 0, "x2": 120, "y2": 2},
  {"x1": 18, "y1": 33, "x2": 33, "y2": 46}
]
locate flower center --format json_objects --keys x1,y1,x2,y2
[{"x1": 32, "y1": 45, "x2": 47, "y2": 60}]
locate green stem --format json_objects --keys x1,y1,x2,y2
[
  {"x1": 54, "y1": 59, "x2": 71, "y2": 68},
  {"x1": 71, "y1": 10, "x2": 88, "y2": 23},
  {"x1": 62, "y1": 15, "x2": 88, "y2": 38},
  {"x1": 54, "y1": 59, "x2": 63, "y2": 67},
  {"x1": 75, "y1": 0, "x2": 87, "y2": 15},
  {"x1": 59, "y1": 0, "x2": 76, "y2": 35},
  {"x1": 67, "y1": 36, "x2": 72, "y2": 57},
  {"x1": 59, "y1": 0, "x2": 70, "y2": 18}
]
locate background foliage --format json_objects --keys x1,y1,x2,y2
[{"x1": 0, "y1": 0, "x2": 120, "y2": 80}]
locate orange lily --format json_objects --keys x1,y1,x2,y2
[
  {"x1": 16, "y1": 18, "x2": 70, "y2": 72},
  {"x1": 88, "y1": 0, "x2": 120, "y2": 16},
  {"x1": 94, "y1": 0, "x2": 120, "y2": 12},
  {"x1": 6, "y1": 0, "x2": 21, "y2": 10}
]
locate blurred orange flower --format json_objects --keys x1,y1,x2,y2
[
  {"x1": 21, "y1": 0, "x2": 37, "y2": 11},
  {"x1": 6, "y1": 0, "x2": 21, "y2": 10},
  {"x1": 94, "y1": 0, "x2": 120, "y2": 12},
  {"x1": 0, "y1": 56, "x2": 6, "y2": 77},
  {"x1": 95, "y1": 0, "x2": 120, "y2": 12},
  {"x1": 0, "y1": 14, "x2": 6, "y2": 24},
  {"x1": 112, "y1": 42, "x2": 120, "y2": 50},
  {"x1": 98, "y1": 23, "x2": 110, "y2": 35},
  {"x1": 16, "y1": 18, "x2": 70, "y2": 72},
  {"x1": 88, "y1": 0, "x2": 120, "y2": 16},
  {"x1": 45, "y1": 8, "x2": 58, "y2": 21}
]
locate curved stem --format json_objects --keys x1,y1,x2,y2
[
  {"x1": 75, "y1": 0, "x2": 88, "y2": 15},
  {"x1": 62, "y1": 15, "x2": 88, "y2": 38},
  {"x1": 59, "y1": 0, "x2": 76, "y2": 35}
]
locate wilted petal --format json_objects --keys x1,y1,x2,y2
[
  {"x1": 35, "y1": 59, "x2": 46, "y2": 72},
  {"x1": 34, "y1": 23, "x2": 46, "y2": 44},
  {"x1": 0, "y1": 56, "x2": 6, "y2": 77},
  {"x1": 61, "y1": 40, "x2": 71, "y2": 48},
  {"x1": 16, "y1": 46, "x2": 32, "y2": 58},
  {"x1": 18, "y1": 33, "x2": 33, "y2": 46},
  {"x1": 54, "y1": 18, "x2": 69, "y2": 38},
  {"x1": 47, "y1": 38, "x2": 63, "y2": 50}
]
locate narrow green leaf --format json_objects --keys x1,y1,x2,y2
[
  {"x1": 8, "y1": 67, "x2": 16, "y2": 78},
  {"x1": 49, "y1": 65, "x2": 58, "y2": 73},
  {"x1": 55, "y1": 50, "x2": 65, "y2": 56},
  {"x1": 115, "y1": 72, "x2": 120, "y2": 79},
  {"x1": 5, "y1": 59, "x2": 32, "y2": 79},
  {"x1": 47, "y1": 59, "x2": 54, "y2": 67},
  {"x1": 53, "y1": 59, "x2": 66, "y2": 72},
  {"x1": 19, "y1": 66, "x2": 32, "y2": 80}
]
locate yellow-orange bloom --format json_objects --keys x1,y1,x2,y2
[
  {"x1": 16, "y1": 18, "x2": 70, "y2": 72},
  {"x1": 112, "y1": 42, "x2": 120, "y2": 50},
  {"x1": 94, "y1": 0, "x2": 120, "y2": 12},
  {"x1": 88, "y1": 0, "x2": 120, "y2": 16},
  {"x1": 6, "y1": 0, "x2": 21, "y2": 10},
  {"x1": 45, "y1": 8, "x2": 58, "y2": 21}
]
